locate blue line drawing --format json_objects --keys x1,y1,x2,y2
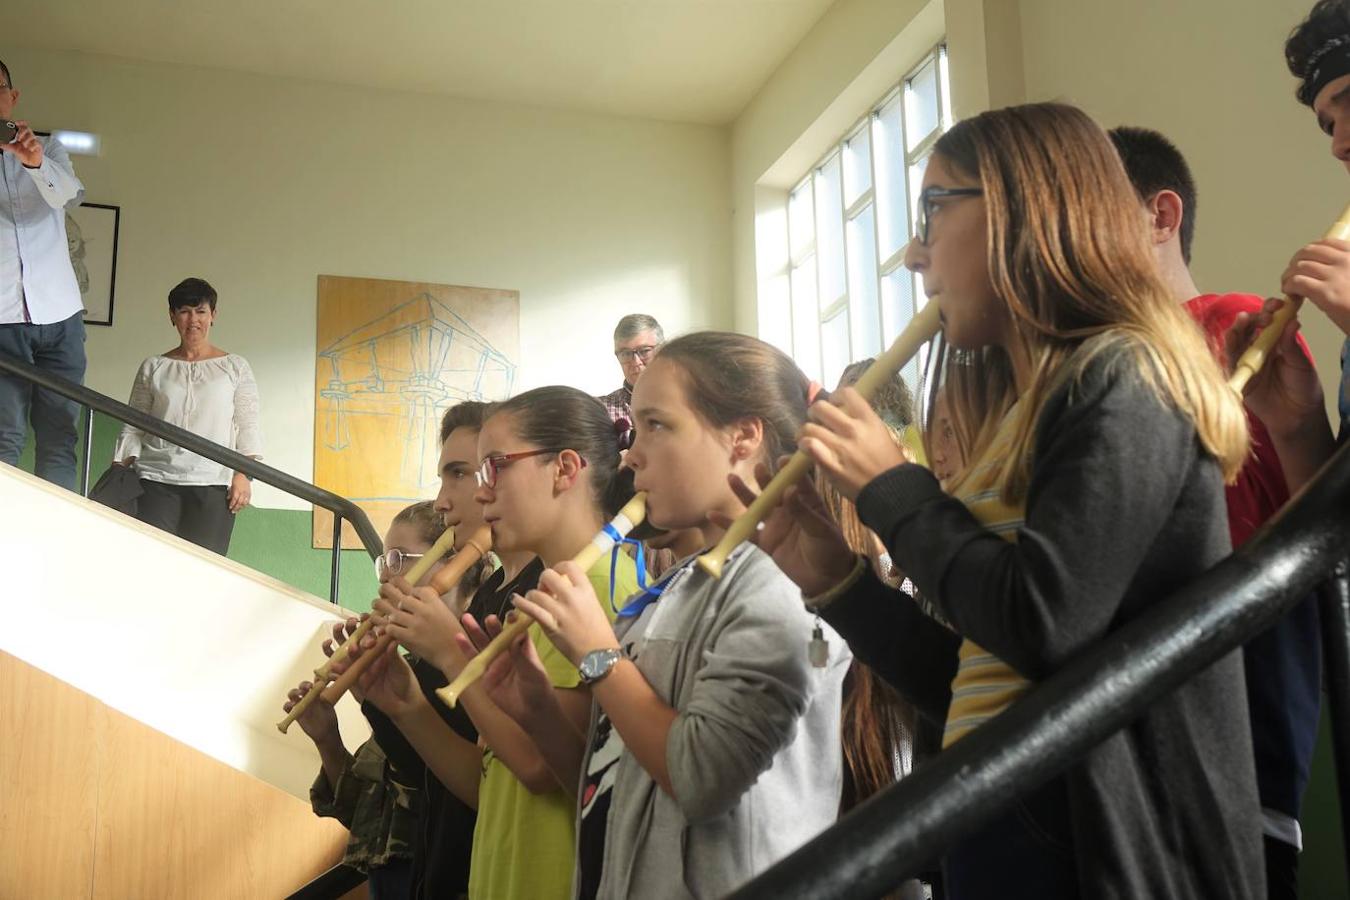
[{"x1": 319, "y1": 292, "x2": 517, "y2": 489}]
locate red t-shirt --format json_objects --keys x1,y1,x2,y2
[{"x1": 1183, "y1": 294, "x2": 1314, "y2": 547}]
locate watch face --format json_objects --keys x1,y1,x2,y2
[{"x1": 581, "y1": 648, "x2": 621, "y2": 682}]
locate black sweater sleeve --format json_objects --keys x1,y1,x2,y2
[
  {"x1": 362, "y1": 700, "x2": 426, "y2": 781},
  {"x1": 818, "y1": 566, "x2": 960, "y2": 726},
  {"x1": 855, "y1": 347, "x2": 1206, "y2": 680}
]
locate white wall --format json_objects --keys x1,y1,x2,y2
[
  {"x1": 7, "y1": 47, "x2": 731, "y2": 508},
  {"x1": 1016, "y1": 0, "x2": 1345, "y2": 420}
]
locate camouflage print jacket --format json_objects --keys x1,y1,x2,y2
[{"x1": 310, "y1": 737, "x2": 422, "y2": 872}]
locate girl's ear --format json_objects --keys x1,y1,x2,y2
[
  {"x1": 727, "y1": 416, "x2": 765, "y2": 463},
  {"x1": 553, "y1": 448, "x2": 587, "y2": 490}
]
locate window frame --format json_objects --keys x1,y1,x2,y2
[{"x1": 776, "y1": 43, "x2": 952, "y2": 391}]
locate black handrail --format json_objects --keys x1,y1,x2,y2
[
  {"x1": 732, "y1": 438, "x2": 1350, "y2": 899},
  {"x1": 284, "y1": 863, "x2": 366, "y2": 900},
  {"x1": 1321, "y1": 560, "x2": 1350, "y2": 879},
  {"x1": 0, "y1": 351, "x2": 383, "y2": 602}
]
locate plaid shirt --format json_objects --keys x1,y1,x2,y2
[{"x1": 598, "y1": 383, "x2": 633, "y2": 435}]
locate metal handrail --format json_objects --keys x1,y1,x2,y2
[
  {"x1": 0, "y1": 351, "x2": 382, "y2": 602},
  {"x1": 732, "y1": 438, "x2": 1350, "y2": 899},
  {"x1": 284, "y1": 863, "x2": 366, "y2": 899}
]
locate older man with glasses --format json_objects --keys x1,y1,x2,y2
[
  {"x1": 598, "y1": 313, "x2": 663, "y2": 442},
  {"x1": 0, "y1": 55, "x2": 88, "y2": 491}
]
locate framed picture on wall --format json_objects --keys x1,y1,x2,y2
[{"x1": 67, "y1": 202, "x2": 120, "y2": 327}]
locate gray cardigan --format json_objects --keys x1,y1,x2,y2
[{"x1": 579, "y1": 544, "x2": 851, "y2": 899}]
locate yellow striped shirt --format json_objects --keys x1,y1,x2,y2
[{"x1": 941, "y1": 405, "x2": 1030, "y2": 748}]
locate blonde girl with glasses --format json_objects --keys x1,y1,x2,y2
[{"x1": 283, "y1": 500, "x2": 449, "y2": 900}]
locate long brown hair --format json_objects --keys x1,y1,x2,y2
[
  {"x1": 818, "y1": 363, "x2": 917, "y2": 812},
  {"x1": 920, "y1": 341, "x2": 1009, "y2": 486},
  {"x1": 931, "y1": 103, "x2": 1248, "y2": 501}
]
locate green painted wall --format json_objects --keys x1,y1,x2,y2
[
  {"x1": 18, "y1": 412, "x2": 379, "y2": 612},
  {"x1": 1303, "y1": 708, "x2": 1348, "y2": 899}
]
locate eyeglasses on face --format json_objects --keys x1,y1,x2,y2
[
  {"x1": 916, "y1": 186, "x2": 984, "y2": 246},
  {"x1": 615, "y1": 345, "x2": 659, "y2": 364},
  {"x1": 476, "y1": 447, "x2": 586, "y2": 488},
  {"x1": 375, "y1": 548, "x2": 424, "y2": 580}
]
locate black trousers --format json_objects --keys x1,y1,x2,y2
[
  {"x1": 136, "y1": 479, "x2": 236, "y2": 556},
  {"x1": 1264, "y1": 835, "x2": 1298, "y2": 900}
]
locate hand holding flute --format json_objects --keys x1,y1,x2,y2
[
  {"x1": 322, "y1": 525, "x2": 494, "y2": 705},
  {"x1": 438, "y1": 492, "x2": 648, "y2": 707},
  {"x1": 276, "y1": 524, "x2": 462, "y2": 733},
  {"x1": 451, "y1": 612, "x2": 560, "y2": 728},
  {"x1": 280, "y1": 619, "x2": 363, "y2": 740},
  {"x1": 697, "y1": 299, "x2": 940, "y2": 578},
  {"x1": 1228, "y1": 201, "x2": 1350, "y2": 393}
]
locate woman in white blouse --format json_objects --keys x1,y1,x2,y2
[{"x1": 113, "y1": 278, "x2": 261, "y2": 555}]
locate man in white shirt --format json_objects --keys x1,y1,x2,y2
[{"x1": 0, "y1": 56, "x2": 88, "y2": 491}]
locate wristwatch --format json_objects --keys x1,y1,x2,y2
[{"x1": 578, "y1": 647, "x2": 625, "y2": 684}]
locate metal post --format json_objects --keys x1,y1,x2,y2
[
  {"x1": 1320, "y1": 560, "x2": 1350, "y2": 888},
  {"x1": 79, "y1": 406, "x2": 94, "y2": 496},
  {"x1": 330, "y1": 515, "x2": 343, "y2": 604}
]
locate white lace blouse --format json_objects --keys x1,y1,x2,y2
[{"x1": 113, "y1": 354, "x2": 262, "y2": 486}]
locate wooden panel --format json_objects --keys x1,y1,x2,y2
[
  {"x1": 313, "y1": 274, "x2": 520, "y2": 548},
  {"x1": 0, "y1": 651, "x2": 101, "y2": 899},
  {"x1": 0, "y1": 650, "x2": 351, "y2": 898},
  {"x1": 92, "y1": 702, "x2": 350, "y2": 899}
]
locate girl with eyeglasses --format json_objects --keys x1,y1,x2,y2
[
  {"x1": 287, "y1": 401, "x2": 528, "y2": 899},
  {"x1": 283, "y1": 500, "x2": 451, "y2": 900},
  {"x1": 362, "y1": 386, "x2": 642, "y2": 900},
  {"x1": 746, "y1": 103, "x2": 1263, "y2": 899},
  {"x1": 458, "y1": 332, "x2": 852, "y2": 900}
]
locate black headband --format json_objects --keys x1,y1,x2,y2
[{"x1": 1300, "y1": 35, "x2": 1350, "y2": 106}]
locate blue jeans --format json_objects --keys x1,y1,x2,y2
[{"x1": 0, "y1": 312, "x2": 87, "y2": 490}]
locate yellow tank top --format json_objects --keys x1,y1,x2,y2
[{"x1": 941, "y1": 405, "x2": 1030, "y2": 748}]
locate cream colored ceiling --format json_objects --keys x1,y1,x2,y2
[{"x1": 4, "y1": 0, "x2": 838, "y2": 124}]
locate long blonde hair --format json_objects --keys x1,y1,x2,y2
[{"x1": 931, "y1": 103, "x2": 1248, "y2": 501}]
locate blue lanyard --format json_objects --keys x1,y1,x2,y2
[
  {"x1": 613, "y1": 555, "x2": 701, "y2": 619},
  {"x1": 605, "y1": 524, "x2": 648, "y2": 614}
]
